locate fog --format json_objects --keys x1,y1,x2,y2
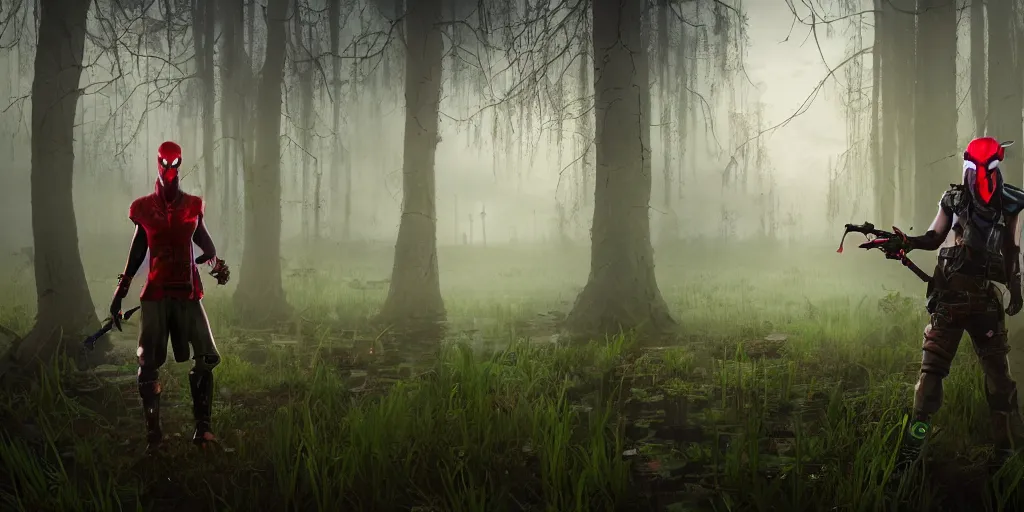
[
  {"x1": 0, "y1": 0, "x2": 864, "y2": 256},
  {"x1": 12, "y1": 3, "x2": 1024, "y2": 507}
]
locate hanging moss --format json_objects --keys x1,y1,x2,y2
[
  {"x1": 826, "y1": 0, "x2": 871, "y2": 221},
  {"x1": 675, "y1": 23, "x2": 691, "y2": 201},
  {"x1": 578, "y1": 30, "x2": 591, "y2": 209}
]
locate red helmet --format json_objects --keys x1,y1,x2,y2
[
  {"x1": 963, "y1": 137, "x2": 1013, "y2": 205},
  {"x1": 156, "y1": 141, "x2": 182, "y2": 186}
]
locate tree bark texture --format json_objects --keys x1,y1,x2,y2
[
  {"x1": 566, "y1": 0, "x2": 676, "y2": 338},
  {"x1": 377, "y1": 0, "x2": 446, "y2": 325},
  {"x1": 219, "y1": 0, "x2": 247, "y2": 256},
  {"x1": 657, "y1": 0, "x2": 672, "y2": 214},
  {"x1": 577, "y1": 34, "x2": 591, "y2": 209},
  {"x1": 912, "y1": 0, "x2": 957, "y2": 230},
  {"x1": 873, "y1": 0, "x2": 894, "y2": 226},
  {"x1": 971, "y1": 0, "x2": 986, "y2": 136},
  {"x1": 234, "y1": 0, "x2": 291, "y2": 324},
  {"x1": 201, "y1": 0, "x2": 216, "y2": 220},
  {"x1": 16, "y1": 0, "x2": 98, "y2": 364},
  {"x1": 327, "y1": 0, "x2": 350, "y2": 241},
  {"x1": 293, "y1": 0, "x2": 314, "y2": 242},
  {"x1": 892, "y1": 0, "x2": 916, "y2": 225},
  {"x1": 987, "y1": 0, "x2": 1022, "y2": 179}
]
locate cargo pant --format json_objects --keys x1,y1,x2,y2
[{"x1": 915, "y1": 276, "x2": 1022, "y2": 449}]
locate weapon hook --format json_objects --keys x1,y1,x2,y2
[{"x1": 837, "y1": 225, "x2": 854, "y2": 253}]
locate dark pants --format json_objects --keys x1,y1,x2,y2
[
  {"x1": 136, "y1": 299, "x2": 220, "y2": 378},
  {"x1": 915, "y1": 279, "x2": 1021, "y2": 449},
  {"x1": 136, "y1": 299, "x2": 220, "y2": 441}
]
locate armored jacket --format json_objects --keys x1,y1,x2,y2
[
  {"x1": 129, "y1": 188, "x2": 206, "y2": 301},
  {"x1": 937, "y1": 183, "x2": 1024, "y2": 283}
]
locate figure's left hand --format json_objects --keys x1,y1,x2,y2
[
  {"x1": 1007, "y1": 289, "x2": 1023, "y2": 316},
  {"x1": 208, "y1": 258, "x2": 230, "y2": 285},
  {"x1": 195, "y1": 254, "x2": 214, "y2": 265}
]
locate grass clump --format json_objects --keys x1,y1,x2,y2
[
  {"x1": 0, "y1": 242, "x2": 1022, "y2": 511},
  {"x1": 0, "y1": 334, "x2": 639, "y2": 511}
]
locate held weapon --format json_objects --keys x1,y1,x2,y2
[
  {"x1": 837, "y1": 222, "x2": 933, "y2": 284},
  {"x1": 83, "y1": 306, "x2": 141, "y2": 350},
  {"x1": 82, "y1": 256, "x2": 227, "y2": 351}
]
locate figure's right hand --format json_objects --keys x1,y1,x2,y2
[
  {"x1": 109, "y1": 295, "x2": 123, "y2": 331},
  {"x1": 860, "y1": 226, "x2": 913, "y2": 259}
]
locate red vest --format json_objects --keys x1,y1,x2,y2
[{"x1": 129, "y1": 191, "x2": 206, "y2": 301}]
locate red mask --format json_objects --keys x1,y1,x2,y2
[
  {"x1": 963, "y1": 137, "x2": 1012, "y2": 205},
  {"x1": 156, "y1": 141, "x2": 183, "y2": 186}
]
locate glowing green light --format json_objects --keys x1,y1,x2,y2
[{"x1": 909, "y1": 421, "x2": 930, "y2": 440}]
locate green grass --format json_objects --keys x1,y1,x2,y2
[{"x1": 0, "y1": 241, "x2": 1023, "y2": 511}]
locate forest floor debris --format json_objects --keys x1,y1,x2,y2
[{"x1": 1, "y1": 243, "x2": 1024, "y2": 511}]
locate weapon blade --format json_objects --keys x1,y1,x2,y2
[
  {"x1": 82, "y1": 306, "x2": 142, "y2": 350},
  {"x1": 83, "y1": 321, "x2": 114, "y2": 350}
]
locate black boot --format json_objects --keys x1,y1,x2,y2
[
  {"x1": 987, "y1": 386, "x2": 1023, "y2": 471},
  {"x1": 893, "y1": 418, "x2": 929, "y2": 478},
  {"x1": 139, "y1": 381, "x2": 163, "y2": 453},
  {"x1": 189, "y1": 368, "x2": 215, "y2": 446}
]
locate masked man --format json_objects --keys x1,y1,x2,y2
[
  {"x1": 109, "y1": 141, "x2": 231, "y2": 452},
  {"x1": 869, "y1": 137, "x2": 1024, "y2": 470}
]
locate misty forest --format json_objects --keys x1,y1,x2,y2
[{"x1": 2, "y1": 0, "x2": 1024, "y2": 509}]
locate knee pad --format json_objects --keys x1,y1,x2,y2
[
  {"x1": 192, "y1": 354, "x2": 221, "y2": 373},
  {"x1": 137, "y1": 367, "x2": 161, "y2": 396},
  {"x1": 920, "y1": 349, "x2": 953, "y2": 377},
  {"x1": 137, "y1": 366, "x2": 160, "y2": 385}
]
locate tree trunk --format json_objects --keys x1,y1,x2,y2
[
  {"x1": 676, "y1": 25, "x2": 690, "y2": 204},
  {"x1": 657, "y1": 0, "x2": 671, "y2": 215},
  {"x1": 233, "y1": 0, "x2": 291, "y2": 324},
  {"x1": 913, "y1": 0, "x2": 957, "y2": 229},
  {"x1": 220, "y1": 0, "x2": 245, "y2": 256},
  {"x1": 192, "y1": 0, "x2": 216, "y2": 209},
  {"x1": 878, "y1": 0, "x2": 898, "y2": 227},
  {"x1": 247, "y1": 0, "x2": 255, "y2": 64},
  {"x1": 873, "y1": 0, "x2": 894, "y2": 226},
  {"x1": 566, "y1": 0, "x2": 676, "y2": 338},
  {"x1": 577, "y1": 33, "x2": 591, "y2": 209},
  {"x1": 293, "y1": 0, "x2": 314, "y2": 243},
  {"x1": 14, "y1": 0, "x2": 98, "y2": 365},
  {"x1": 376, "y1": 0, "x2": 446, "y2": 326},
  {"x1": 971, "y1": 0, "x2": 986, "y2": 135},
  {"x1": 220, "y1": 0, "x2": 235, "y2": 256},
  {"x1": 892, "y1": 0, "x2": 916, "y2": 225},
  {"x1": 328, "y1": 0, "x2": 346, "y2": 241},
  {"x1": 201, "y1": 0, "x2": 216, "y2": 215},
  {"x1": 987, "y1": 0, "x2": 1021, "y2": 177}
]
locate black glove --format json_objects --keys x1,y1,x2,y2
[
  {"x1": 1007, "y1": 282, "x2": 1023, "y2": 316},
  {"x1": 862, "y1": 226, "x2": 913, "y2": 259},
  {"x1": 108, "y1": 295, "x2": 123, "y2": 331},
  {"x1": 209, "y1": 258, "x2": 230, "y2": 285}
]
